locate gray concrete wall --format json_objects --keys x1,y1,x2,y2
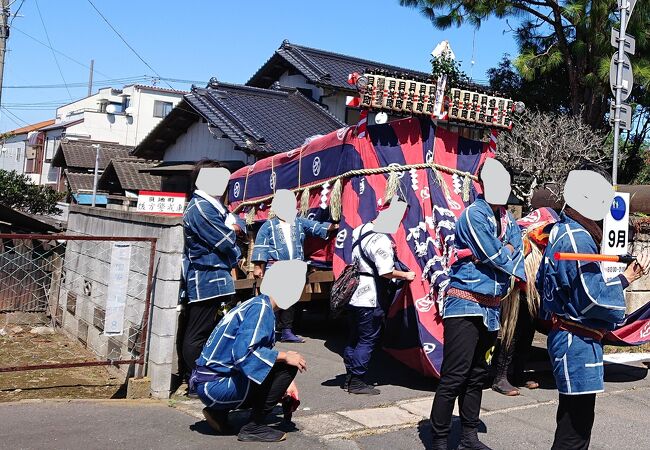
[{"x1": 60, "y1": 205, "x2": 183, "y2": 398}]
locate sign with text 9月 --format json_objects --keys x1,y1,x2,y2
[{"x1": 601, "y1": 193, "x2": 630, "y2": 281}]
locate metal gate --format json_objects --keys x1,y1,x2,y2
[{"x1": 0, "y1": 234, "x2": 157, "y2": 379}]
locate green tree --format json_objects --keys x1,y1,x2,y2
[
  {"x1": 400, "y1": 0, "x2": 650, "y2": 130},
  {"x1": 487, "y1": 55, "x2": 571, "y2": 113},
  {"x1": 0, "y1": 169, "x2": 64, "y2": 215}
]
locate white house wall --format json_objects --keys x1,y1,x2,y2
[
  {"x1": 163, "y1": 120, "x2": 253, "y2": 164},
  {"x1": 0, "y1": 138, "x2": 26, "y2": 173},
  {"x1": 55, "y1": 87, "x2": 184, "y2": 147}
]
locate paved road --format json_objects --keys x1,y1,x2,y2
[{"x1": 2, "y1": 309, "x2": 649, "y2": 449}]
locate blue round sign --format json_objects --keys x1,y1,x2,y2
[{"x1": 611, "y1": 195, "x2": 626, "y2": 221}]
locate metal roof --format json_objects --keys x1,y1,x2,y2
[
  {"x1": 248, "y1": 40, "x2": 431, "y2": 91},
  {"x1": 3, "y1": 119, "x2": 56, "y2": 136}
]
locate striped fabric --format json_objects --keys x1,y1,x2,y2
[{"x1": 228, "y1": 117, "x2": 492, "y2": 378}]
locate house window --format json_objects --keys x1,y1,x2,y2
[
  {"x1": 345, "y1": 107, "x2": 361, "y2": 126},
  {"x1": 47, "y1": 166, "x2": 60, "y2": 184},
  {"x1": 153, "y1": 100, "x2": 173, "y2": 118}
]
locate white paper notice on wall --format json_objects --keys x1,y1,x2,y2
[{"x1": 104, "y1": 242, "x2": 132, "y2": 336}]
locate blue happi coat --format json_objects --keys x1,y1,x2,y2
[
  {"x1": 443, "y1": 198, "x2": 526, "y2": 331},
  {"x1": 251, "y1": 217, "x2": 331, "y2": 263},
  {"x1": 536, "y1": 214, "x2": 629, "y2": 394},
  {"x1": 193, "y1": 295, "x2": 278, "y2": 409},
  {"x1": 182, "y1": 191, "x2": 243, "y2": 303}
]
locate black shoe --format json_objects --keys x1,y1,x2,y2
[
  {"x1": 237, "y1": 422, "x2": 287, "y2": 442},
  {"x1": 202, "y1": 408, "x2": 232, "y2": 435},
  {"x1": 456, "y1": 428, "x2": 492, "y2": 450},
  {"x1": 348, "y1": 376, "x2": 380, "y2": 395},
  {"x1": 431, "y1": 437, "x2": 448, "y2": 450},
  {"x1": 340, "y1": 373, "x2": 352, "y2": 390}
]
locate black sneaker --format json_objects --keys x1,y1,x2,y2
[
  {"x1": 348, "y1": 377, "x2": 380, "y2": 395},
  {"x1": 202, "y1": 408, "x2": 232, "y2": 435},
  {"x1": 457, "y1": 428, "x2": 492, "y2": 450},
  {"x1": 237, "y1": 422, "x2": 287, "y2": 442},
  {"x1": 340, "y1": 373, "x2": 352, "y2": 390}
]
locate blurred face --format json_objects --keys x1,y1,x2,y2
[
  {"x1": 271, "y1": 190, "x2": 298, "y2": 222},
  {"x1": 563, "y1": 170, "x2": 615, "y2": 220},
  {"x1": 195, "y1": 168, "x2": 230, "y2": 198},
  {"x1": 374, "y1": 197, "x2": 408, "y2": 234},
  {"x1": 260, "y1": 260, "x2": 308, "y2": 309},
  {"x1": 480, "y1": 159, "x2": 511, "y2": 206}
]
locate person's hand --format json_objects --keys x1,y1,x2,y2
[
  {"x1": 505, "y1": 243, "x2": 515, "y2": 254},
  {"x1": 284, "y1": 351, "x2": 307, "y2": 373},
  {"x1": 624, "y1": 249, "x2": 650, "y2": 284},
  {"x1": 404, "y1": 271, "x2": 416, "y2": 281},
  {"x1": 328, "y1": 223, "x2": 339, "y2": 232},
  {"x1": 232, "y1": 224, "x2": 242, "y2": 234},
  {"x1": 253, "y1": 265, "x2": 264, "y2": 278},
  {"x1": 285, "y1": 381, "x2": 299, "y2": 401}
]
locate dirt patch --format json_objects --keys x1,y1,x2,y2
[
  {"x1": 604, "y1": 342, "x2": 650, "y2": 354},
  {"x1": 0, "y1": 329, "x2": 126, "y2": 402}
]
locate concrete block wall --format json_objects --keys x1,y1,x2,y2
[{"x1": 60, "y1": 205, "x2": 184, "y2": 399}]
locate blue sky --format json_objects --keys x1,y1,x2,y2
[{"x1": 1, "y1": 0, "x2": 519, "y2": 132}]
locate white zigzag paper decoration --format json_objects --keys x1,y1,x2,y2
[
  {"x1": 452, "y1": 173, "x2": 462, "y2": 194},
  {"x1": 320, "y1": 182, "x2": 330, "y2": 209}
]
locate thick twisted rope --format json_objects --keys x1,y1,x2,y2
[{"x1": 232, "y1": 162, "x2": 478, "y2": 213}]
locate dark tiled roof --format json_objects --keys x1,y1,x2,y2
[
  {"x1": 134, "y1": 81, "x2": 344, "y2": 159},
  {"x1": 51, "y1": 139, "x2": 134, "y2": 170},
  {"x1": 65, "y1": 171, "x2": 96, "y2": 192},
  {"x1": 248, "y1": 40, "x2": 431, "y2": 91},
  {"x1": 98, "y1": 158, "x2": 161, "y2": 193}
]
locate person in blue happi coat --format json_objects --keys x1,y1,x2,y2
[
  {"x1": 252, "y1": 189, "x2": 337, "y2": 343},
  {"x1": 430, "y1": 159, "x2": 526, "y2": 450},
  {"x1": 180, "y1": 161, "x2": 247, "y2": 386},
  {"x1": 536, "y1": 169, "x2": 650, "y2": 450},
  {"x1": 191, "y1": 260, "x2": 309, "y2": 443}
]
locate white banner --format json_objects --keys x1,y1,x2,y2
[
  {"x1": 601, "y1": 193, "x2": 630, "y2": 281},
  {"x1": 104, "y1": 243, "x2": 132, "y2": 336}
]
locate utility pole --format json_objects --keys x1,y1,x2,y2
[
  {"x1": 88, "y1": 59, "x2": 94, "y2": 97},
  {"x1": 91, "y1": 144, "x2": 101, "y2": 207},
  {"x1": 0, "y1": 0, "x2": 10, "y2": 109}
]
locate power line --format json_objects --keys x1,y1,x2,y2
[
  {"x1": 86, "y1": 0, "x2": 174, "y2": 90},
  {"x1": 3, "y1": 76, "x2": 151, "y2": 89},
  {"x1": 12, "y1": 27, "x2": 113, "y2": 79},
  {"x1": 34, "y1": 0, "x2": 72, "y2": 99},
  {"x1": 1, "y1": 106, "x2": 29, "y2": 126},
  {"x1": 9, "y1": 0, "x2": 24, "y2": 26},
  {"x1": 1, "y1": 75, "x2": 203, "y2": 89}
]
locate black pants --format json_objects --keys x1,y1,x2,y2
[
  {"x1": 240, "y1": 362, "x2": 298, "y2": 423},
  {"x1": 275, "y1": 305, "x2": 296, "y2": 331},
  {"x1": 552, "y1": 393, "x2": 596, "y2": 450},
  {"x1": 181, "y1": 298, "x2": 221, "y2": 375},
  {"x1": 430, "y1": 316, "x2": 497, "y2": 437},
  {"x1": 512, "y1": 295, "x2": 536, "y2": 384}
]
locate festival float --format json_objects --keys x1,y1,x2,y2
[{"x1": 225, "y1": 42, "x2": 650, "y2": 378}]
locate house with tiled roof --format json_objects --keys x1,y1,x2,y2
[
  {"x1": 50, "y1": 139, "x2": 135, "y2": 204},
  {"x1": 133, "y1": 79, "x2": 344, "y2": 194},
  {"x1": 247, "y1": 40, "x2": 431, "y2": 125},
  {"x1": 98, "y1": 158, "x2": 161, "y2": 197}
]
